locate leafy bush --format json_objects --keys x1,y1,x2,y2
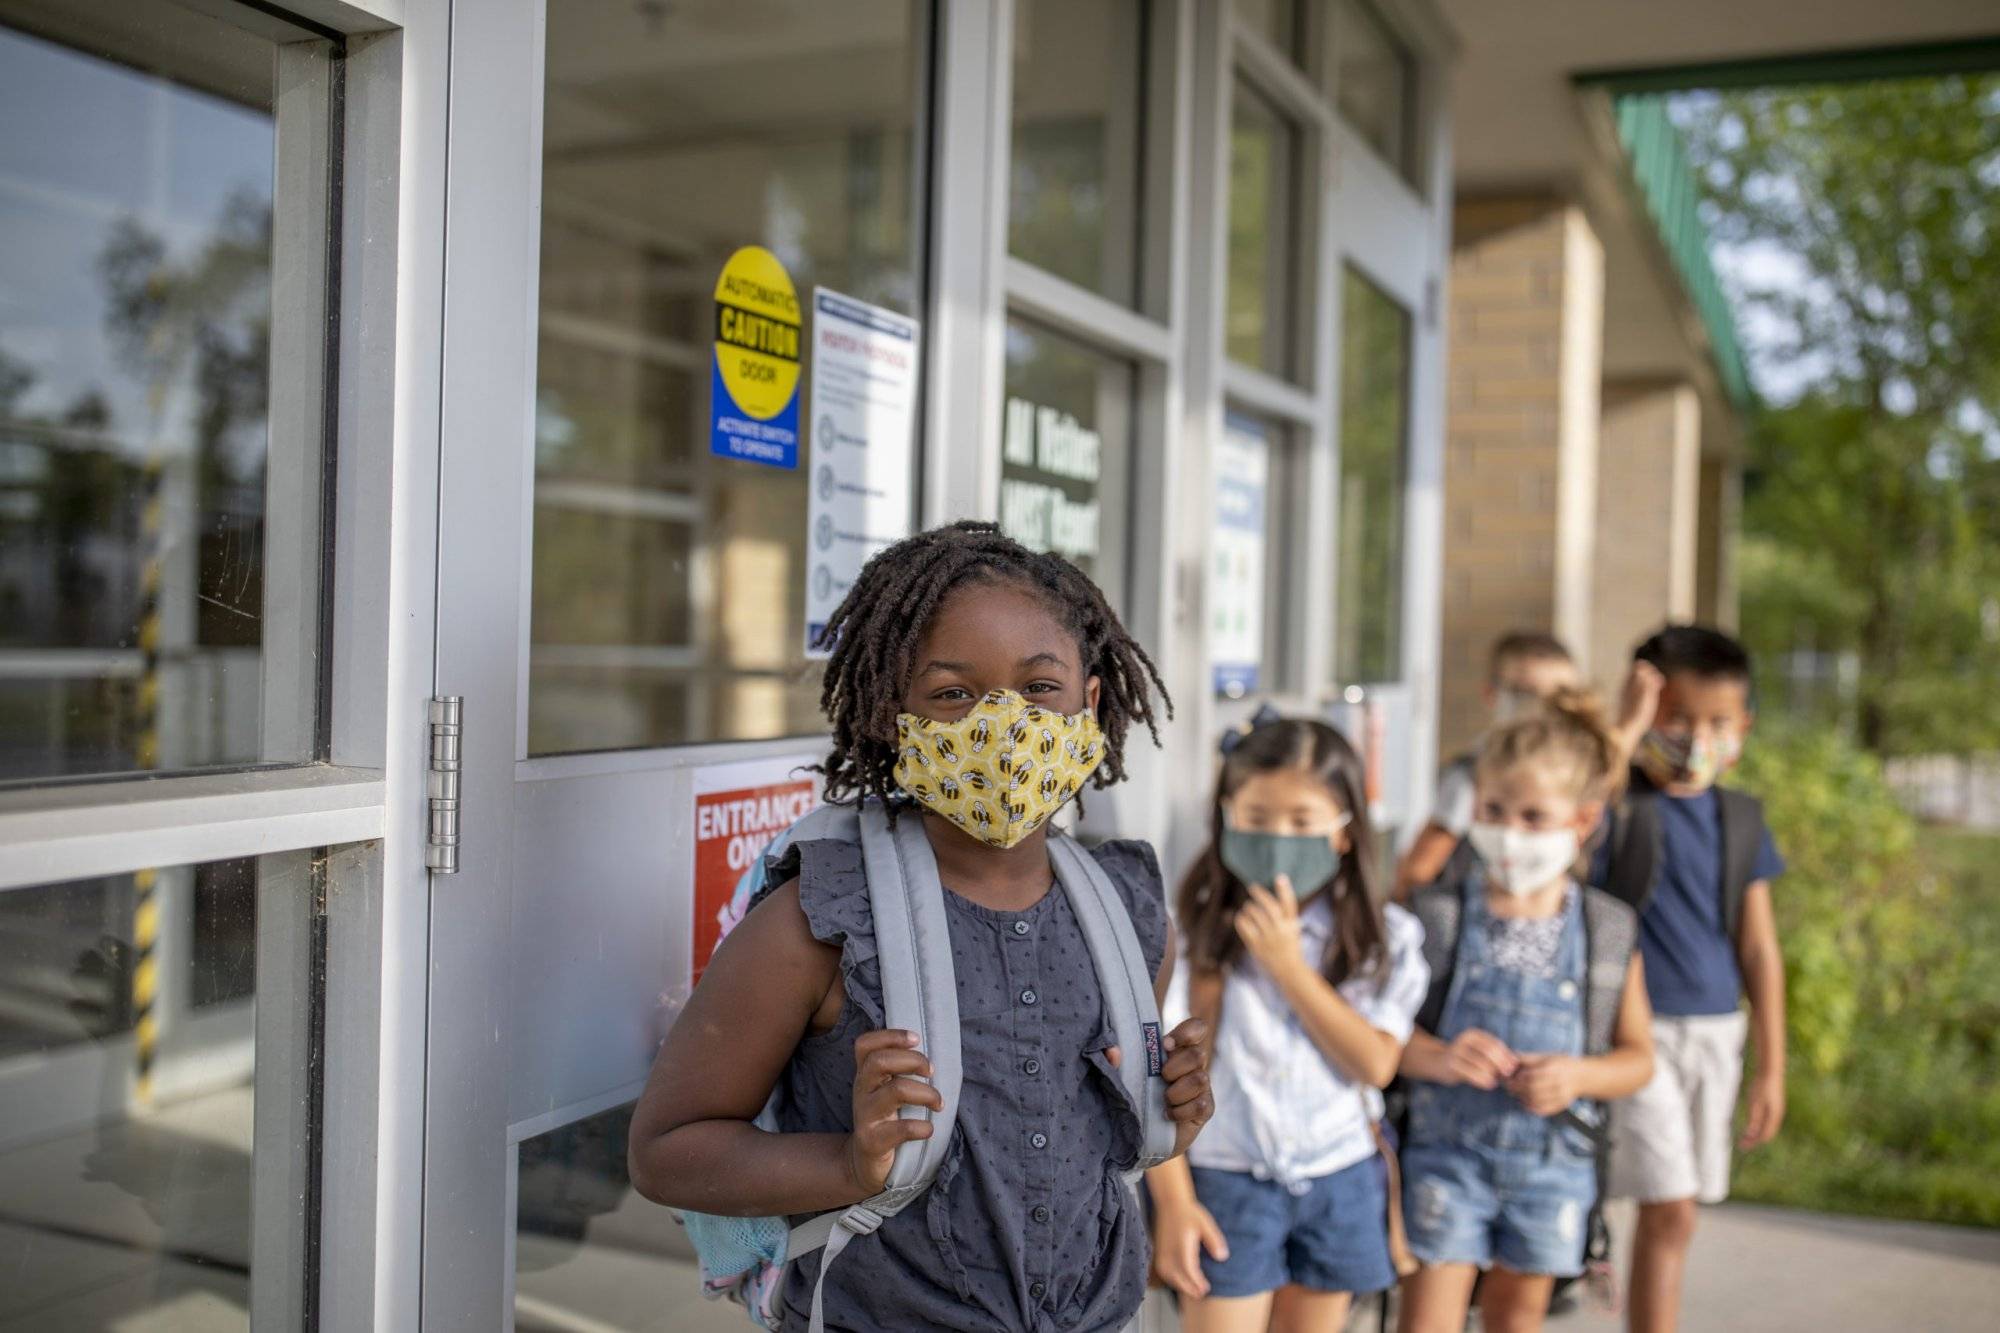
[{"x1": 1728, "y1": 726, "x2": 2000, "y2": 1226}]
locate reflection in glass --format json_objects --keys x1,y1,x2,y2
[
  {"x1": 1226, "y1": 82, "x2": 1300, "y2": 378},
  {"x1": 533, "y1": 0, "x2": 925, "y2": 754},
  {"x1": 0, "y1": 851, "x2": 307, "y2": 1329},
  {"x1": 0, "y1": 7, "x2": 328, "y2": 782},
  {"x1": 1328, "y1": 0, "x2": 1416, "y2": 179},
  {"x1": 515, "y1": 1102, "x2": 740, "y2": 1332},
  {"x1": 1232, "y1": 0, "x2": 1301, "y2": 59},
  {"x1": 1336, "y1": 267, "x2": 1411, "y2": 684},
  {"x1": 1008, "y1": 0, "x2": 1145, "y2": 305},
  {"x1": 999, "y1": 320, "x2": 1133, "y2": 600}
]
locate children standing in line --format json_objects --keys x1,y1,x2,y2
[
  {"x1": 1149, "y1": 717, "x2": 1429, "y2": 1332},
  {"x1": 1604, "y1": 626, "x2": 1787, "y2": 1333},
  {"x1": 1397, "y1": 692, "x2": 1656, "y2": 1333},
  {"x1": 627, "y1": 522, "x2": 1215, "y2": 1333},
  {"x1": 1397, "y1": 632, "x2": 1661, "y2": 897}
]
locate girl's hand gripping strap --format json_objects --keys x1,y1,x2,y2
[
  {"x1": 1047, "y1": 834, "x2": 1180, "y2": 1173},
  {"x1": 789, "y1": 800, "x2": 962, "y2": 1333}
]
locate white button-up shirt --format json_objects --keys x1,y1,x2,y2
[{"x1": 1172, "y1": 897, "x2": 1429, "y2": 1188}]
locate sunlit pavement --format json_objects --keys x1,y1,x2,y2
[
  {"x1": 3, "y1": 1084, "x2": 1994, "y2": 1333},
  {"x1": 1544, "y1": 1200, "x2": 2000, "y2": 1333}
]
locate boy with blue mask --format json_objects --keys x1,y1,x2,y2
[{"x1": 1601, "y1": 625, "x2": 1787, "y2": 1333}]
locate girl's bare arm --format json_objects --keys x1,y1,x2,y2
[
  {"x1": 1573, "y1": 953, "x2": 1655, "y2": 1101},
  {"x1": 1270, "y1": 958, "x2": 1406, "y2": 1088},
  {"x1": 627, "y1": 879, "x2": 935, "y2": 1216}
]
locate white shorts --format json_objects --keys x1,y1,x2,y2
[{"x1": 1607, "y1": 1011, "x2": 1748, "y2": 1205}]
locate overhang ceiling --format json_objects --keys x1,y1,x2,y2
[
  {"x1": 1438, "y1": 0, "x2": 2000, "y2": 423},
  {"x1": 1442, "y1": 0, "x2": 2000, "y2": 194}
]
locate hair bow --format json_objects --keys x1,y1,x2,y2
[{"x1": 1218, "y1": 702, "x2": 1285, "y2": 756}]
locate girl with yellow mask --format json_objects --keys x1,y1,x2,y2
[{"x1": 630, "y1": 521, "x2": 1215, "y2": 1333}]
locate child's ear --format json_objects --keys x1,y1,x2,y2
[
  {"x1": 1084, "y1": 675, "x2": 1102, "y2": 716},
  {"x1": 1574, "y1": 799, "x2": 1607, "y2": 841}
]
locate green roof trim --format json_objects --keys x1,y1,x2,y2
[
  {"x1": 1612, "y1": 94, "x2": 1754, "y2": 409},
  {"x1": 1576, "y1": 35, "x2": 2000, "y2": 96}
]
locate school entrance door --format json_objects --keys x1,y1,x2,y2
[{"x1": 423, "y1": 2, "x2": 934, "y2": 1326}]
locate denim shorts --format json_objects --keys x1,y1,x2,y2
[
  {"x1": 1401, "y1": 1140, "x2": 1596, "y2": 1277},
  {"x1": 1190, "y1": 1157, "x2": 1397, "y2": 1298}
]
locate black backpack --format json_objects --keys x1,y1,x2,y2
[{"x1": 1614, "y1": 766, "x2": 1770, "y2": 943}]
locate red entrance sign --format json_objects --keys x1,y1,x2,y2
[{"x1": 691, "y1": 779, "x2": 818, "y2": 982}]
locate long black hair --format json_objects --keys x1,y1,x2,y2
[
  {"x1": 1176, "y1": 718, "x2": 1389, "y2": 986},
  {"x1": 813, "y1": 521, "x2": 1171, "y2": 805}
]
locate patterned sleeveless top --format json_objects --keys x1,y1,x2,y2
[{"x1": 764, "y1": 828, "x2": 1168, "y2": 1333}]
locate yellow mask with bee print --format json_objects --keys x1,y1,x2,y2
[{"x1": 893, "y1": 689, "x2": 1105, "y2": 848}]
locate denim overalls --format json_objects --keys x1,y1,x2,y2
[{"x1": 1401, "y1": 879, "x2": 1598, "y2": 1276}]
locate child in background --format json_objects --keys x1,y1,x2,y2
[
  {"x1": 1606, "y1": 626, "x2": 1786, "y2": 1333},
  {"x1": 628, "y1": 522, "x2": 1215, "y2": 1333},
  {"x1": 1397, "y1": 692, "x2": 1655, "y2": 1333},
  {"x1": 1150, "y1": 718, "x2": 1430, "y2": 1332},
  {"x1": 1398, "y1": 632, "x2": 1662, "y2": 897}
]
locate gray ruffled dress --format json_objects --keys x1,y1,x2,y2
[{"x1": 762, "y1": 827, "x2": 1169, "y2": 1332}]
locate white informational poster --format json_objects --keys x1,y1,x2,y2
[
  {"x1": 1212, "y1": 416, "x2": 1270, "y2": 696},
  {"x1": 804, "y1": 289, "x2": 921, "y2": 655}
]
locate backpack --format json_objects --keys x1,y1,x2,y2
[
  {"x1": 678, "y1": 799, "x2": 1179, "y2": 1332},
  {"x1": 1619, "y1": 767, "x2": 1769, "y2": 941}
]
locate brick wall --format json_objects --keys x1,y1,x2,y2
[
  {"x1": 1439, "y1": 196, "x2": 1605, "y2": 759},
  {"x1": 1591, "y1": 379, "x2": 1700, "y2": 689}
]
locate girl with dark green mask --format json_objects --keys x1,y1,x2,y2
[{"x1": 1147, "y1": 718, "x2": 1432, "y2": 1331}]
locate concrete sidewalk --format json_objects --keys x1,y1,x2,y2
[{"x1": 1546, "y1": 1200, "x2": 2000, "y2": 1332}]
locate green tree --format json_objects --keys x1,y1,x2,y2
[{"x1": 1676, "y1": 76, "x2": 2000, "y2": 753}]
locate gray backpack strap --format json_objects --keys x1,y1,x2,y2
[
  {"x1": 1411, "y1": 881, "x2": 1464, "y2": 1036},
  {"x1": 1046, "y1": 833, "x2": 1178, "y2": 1173},
  {"x1": 787, "y1": 800, "x2": 961, "y2": 1333},
  {"x1": 1578, "y1": 887, "x2": 1638, "y2": 1059}
]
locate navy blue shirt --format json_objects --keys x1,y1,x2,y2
[{"x1": 1626, "y1": 788, "x2": 1784, "y2": 1016}]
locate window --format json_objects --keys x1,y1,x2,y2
[
  {"x1": 1335, "y1": 267, "x2": 1411, "y2": 683},
  {"x1": 532, "y1": 0, "x2": 926, "y2": 754},
  {"x1": 1326, "y1": 0, "x2": 1417, "y2": 181},
  {"x1": 515, "y1": 1101, "x2": 710, "y2": 1330},
  {"x1": 1213, "y1": 413, "x2": 1284, "y2": 697},
  {"x1": 1226, "y1": 80, "x2": 1302, "y2": 379},
  {"x1": 999, "y1": 319, "x2": 1133, "y2": 599},
  {"x1": 1231, "y1": 0, "x2": 1302, "y2": 59},
  {"x1": 0, "y1": 4, "x2": 337, "y2": 783},
  {"x1": 1008, "y1": 0, "x2": 1145, "y2": 306},
  {"x1": 0, "y1": 849, "x2": 322, "y2": 1328}
]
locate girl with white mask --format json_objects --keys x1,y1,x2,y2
[{"x1": 1395, "y1": 691, "x2": 1656, "y2": 1333}]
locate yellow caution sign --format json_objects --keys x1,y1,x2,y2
[{"x1": 710, "y1": 245, "x2": 802, "y2": 467}]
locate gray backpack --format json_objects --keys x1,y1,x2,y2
[{"x1": 680, "y1": 799, "x2": 1178, "y2": 1332}]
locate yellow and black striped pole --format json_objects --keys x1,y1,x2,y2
[{"x1": 131, "y1": 452, "x2": 165, "y2": 1104}]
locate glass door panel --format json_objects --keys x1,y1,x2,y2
[
  {"x1": 428, "y1": 3, "x2": 931, "y2": 1326},
  {"x1": 531, "y1": 0, "x2": 927, "y2": 756},
  {"x1": 0, "y1": 1, "x2": 336, "y2": 783}
]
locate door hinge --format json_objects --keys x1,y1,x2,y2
[{"x1": 427, "y1": 695, "x2": 462, "y2": 874}]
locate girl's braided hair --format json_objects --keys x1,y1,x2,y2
[{"x1": 813, "y1": 521, "x2": 1171, "y2": 805}]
